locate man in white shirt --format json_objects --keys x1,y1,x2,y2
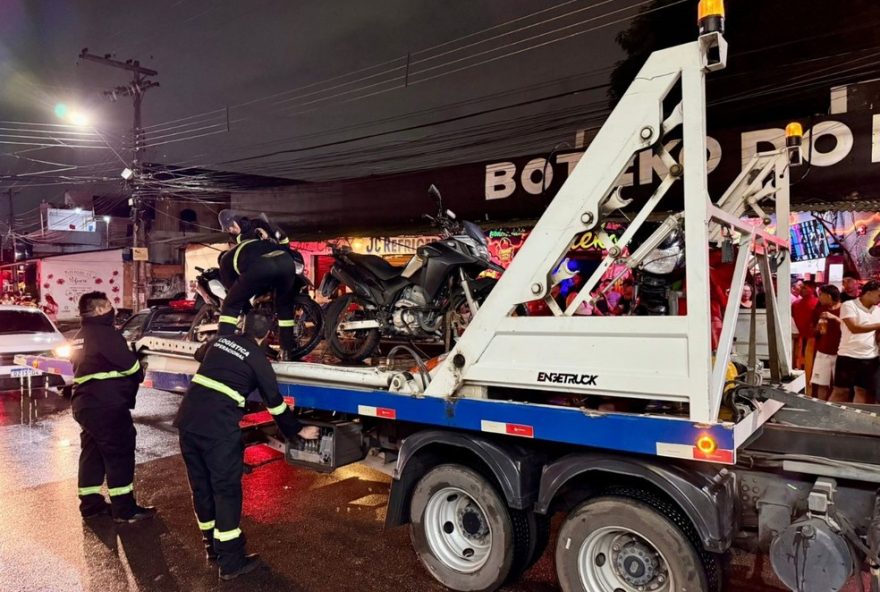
[{"x1": 828, "y1": 280, "x2": 880, "y2": 404}]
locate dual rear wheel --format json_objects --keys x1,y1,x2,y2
[{"x1": 409, "y1": 465, "x2": 718, "y2": 592}]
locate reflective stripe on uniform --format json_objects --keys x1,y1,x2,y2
[
  {"x1": 78, "y1": 485, "x2": 103, "y2": 496},
  {"x1": 214, "y1": 527, "x2": 241, "y2": 542},
  {"x1": 277, "y1": 319, "x2": 295, "y2": 327},
  {"x1": 74, "y1": 360, "x2": 141, "y2": 385},
  {"x1": 218, "y1": 315, "x2": 239, "y2": 325},
  {"x1": 197, "y1": 519, "x2": 216, "y2": 531},
  {"x1": 191, "y1": 373, "x2": 246, "y2": 407},
  {"x1": 108, "y1": 483, "x2": 133, "y2": 497},
  {"x1": 267, "y1": 401, "x2": 288, "y2": 415},
  {"x1": 232, "y1": 239, "x2": 257, "y2": 275}
]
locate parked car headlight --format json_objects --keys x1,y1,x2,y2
[{"x1": 53, "y1": 344, "x2": 72, "y2": 359}]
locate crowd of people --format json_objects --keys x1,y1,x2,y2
[
  {"x1": 563, "y1": 276, "x2": 636, "y2": 316},
  {"x1": 785, "y1": 276, "x2": 880, "y2": 404},
  {"x1": 0, "y1": 292, "x2": 38, "y2": 307}
]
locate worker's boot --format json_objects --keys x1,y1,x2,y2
[
  {"x1": 219, "y1": 554, "x2": 263, "y2": 581},
  {"x1": 217, "y1": 534, "x2": 262, "y2": 581},
  {"x1": 80, "y1": 499, "x2": 111, "y2": 519},
  {"x1": 113, "y1": 498, "x2": 157, "y2": 524},
  {"x1": 202, "y1": 532, "x2": 218, "y2": 563}
]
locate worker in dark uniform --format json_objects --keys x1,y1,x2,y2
[
  {"x1": 175, "y1": 312, "x2": 319, "y2": 580},
  {"x1": 72, "y1": 291, "x2": 155, "y2": 522},
  {"x1": 216, "y1": 210, "x2": 300, "y2": 360}
]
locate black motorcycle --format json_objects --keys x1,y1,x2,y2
[
  {"x1": 320, "y1": 185, "x2": 504, "y2": 363},
  {"x1": 187, "y1": 250, "x2": 324, "y2": 359}
]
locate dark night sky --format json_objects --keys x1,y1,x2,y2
[
  {"x1": 0, "y1": 1, "x2": 627, "y2": 185},
  {"x1": 2, "y1": 0, "x2": 880, "y2": 229}
]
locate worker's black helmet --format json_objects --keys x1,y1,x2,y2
[{"x1": 218, "y1": 209, "x2": 242, "y2": 232}]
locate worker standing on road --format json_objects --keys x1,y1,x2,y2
[
  {"x1": 175, "y1": 312, "x2": 319, "y2": 580},
  {"x1": 72, "y1": 291, "x2": 155, "y2": 522},
  {"x1": 216, "y1": 209, "x2": 301, "y2": 361}
]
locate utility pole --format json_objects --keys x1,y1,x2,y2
[
  {"x1": 6, "y1": 188, "x2": 15, "y2": 263},
  {"x1": 78, "y1": 49, "x2": 159, "y2": 311}
]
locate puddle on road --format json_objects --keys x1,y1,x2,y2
[{"x1": 0, "y1": 388, "x2": 70, "y2": 427}]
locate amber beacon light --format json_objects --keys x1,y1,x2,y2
[
  {"x1": 785, "y1": 122, "x2": 804, "y2": 148},
  {"x1": 698, "y1": 0, "x2": 725, "y2": 35}
]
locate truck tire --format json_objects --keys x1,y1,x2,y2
[
  {"x1": 523, "y1": 512, "x2": 550, "y2": 570},
  {"x1": 556, "y1": 493, "x2": 720, "y2": 592},
  {"x1": 409, "y1": 464, "x2": 532, "y2": 592}
]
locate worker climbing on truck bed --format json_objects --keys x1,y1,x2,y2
[
  {"x1": 216, "y1": 209, "x2": 301, "y2": 360},
  {"x1": 175, "y1": 311, "x2": 319, "y2": 580}
]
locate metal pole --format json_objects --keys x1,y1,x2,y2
[
  {"x1": 7, "y1": 188, "x2": 14, "y2": 263},
  {"x1": 77, "y1": 50, "x2": 158, "y2": 311},
  {"x1": 133, "y1": 86, "x2": 143, "y2": 310}
]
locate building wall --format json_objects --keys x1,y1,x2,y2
[{"x1": 147, "y1": 196, "x2": 227, "y2": 264}]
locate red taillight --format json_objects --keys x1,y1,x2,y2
[{"x1": 169, "y1": 299, "x2": 195, "y2": 311}]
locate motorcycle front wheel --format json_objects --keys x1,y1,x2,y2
[
  {"x1": 278, "y1": 295, "x2": 324, "y2": 359},
  {"x1": 325, "y1": 294, "x2": 381, "y2": 363}
]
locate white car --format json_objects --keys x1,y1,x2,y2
[{"x1": 0, "y1": 306, "x2": 71, "y2": 390}]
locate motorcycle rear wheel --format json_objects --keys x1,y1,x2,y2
[
  {"x1": 325, "y1": 294, "x2": 381, "y2": 363},
  {"x1": 188, "y1": 304, "x2": 219, "y2": 342}
]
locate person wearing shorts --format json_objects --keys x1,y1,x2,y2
[
  {"x1": 829, "y1": 280, "x2": 880, "y2": 404},
  {"x1": 810, "y1": 285, "x2": 842, "y2": 400}
]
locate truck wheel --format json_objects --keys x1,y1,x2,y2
[
  {"x1": 409, "y1": 464, "x2": 531, "y2": 592},
  {"x1": 556, "y1": 494, "x2": 720, "y2": 592}
]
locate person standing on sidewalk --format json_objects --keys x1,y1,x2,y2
[
  {"x1": 72, "y1": 291, "x2": 155, "y2": 522},
  {"x1": 828, "y1": 280, "x2": 880, "y2": 404},
  {"x1": 810, "y1": 285, "x2": 842, "y2": 400}
]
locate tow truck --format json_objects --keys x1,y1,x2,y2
[{"x1": 115, "y1": 4, "x2": 880, "y2": 591}]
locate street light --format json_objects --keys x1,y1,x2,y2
[
  {"x1": 53, "y1": 102, "x2": 91, "y2": 127},
  {"x1": 69, "y1": 111, "x2": 91, "y2": 127},
  {"x1": 103, "y1": 215, "x2": 111, "y2": 223},
  {"x1": 121, "y1": 168, "x2": 134, "y2": 180}
]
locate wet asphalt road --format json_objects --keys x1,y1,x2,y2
[{"x1": 0, "y1": 387, "x2": 869, "y2": 592}]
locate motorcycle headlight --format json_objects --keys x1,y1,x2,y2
[
  {"x1": 477, "y1": 244, "x2": 490, "y2": 261},
  {"x1": 641, "y1": 245, "x2": 683, "y2": 275}
]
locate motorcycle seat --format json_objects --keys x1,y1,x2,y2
[{"x1": 348, "y1": 253, "x2": 404, "y2": 280}]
